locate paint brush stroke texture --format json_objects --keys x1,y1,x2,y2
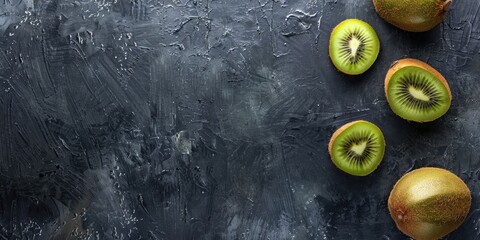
[{"x1": 0, "y1": 0, "x2": 480, "y2": 239}]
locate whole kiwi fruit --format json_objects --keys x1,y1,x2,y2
[
  {"x1": 328, "y1": 120, "x2": 385, "y2": 176},
  {"x1": 385, "y1": 58, "x2": 452, "y2": 122},
  {"x1": 329, "y1": 19, "x2": 380, "y2": 75},
  {"x1": 373, "y1": 0, "x2": 452, "y2": 32},
  {"x1": 388, "y1": 167, "x2": 471, "y2": 240}
]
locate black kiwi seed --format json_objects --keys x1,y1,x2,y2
[
  {"x1": 339, "y1": 29, "x2": 369, "y2": 65},
  {"x1": 341, "y1": 130, "x2": 378, "y2": 165},
  {"x1": 395, "y1": 73, "x2": 442, "y2": 112}
]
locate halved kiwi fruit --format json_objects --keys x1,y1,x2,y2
[
  {"x1": 328, "y1": 120, "x2": 385, "y2": 176},
  {"x1": 329, "y1": 19, "x2": 380, "y2": 75},
  {"x1": 373, "y1": 0, "x2": 451, "y2": 32},
  {"x1": 385, "y1": 58, "x2": 452, "y2": 122},
  {"x1": 388, "y1": 167, "x2": 471, "y2": 240}
]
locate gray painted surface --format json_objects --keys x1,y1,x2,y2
[{"x1": 0, "y1": 0, "x2": 479, "y2": 239}]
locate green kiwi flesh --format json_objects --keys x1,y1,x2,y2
[
  {"x1": 329, "y1": 19, "x2": 380, "y2": 75},
  {"x1": 386, "y1": 66, "x2": 451, "y2": 122},
  {"x1": 328, "y1": 121, "x2": 385, "y2": 176}
]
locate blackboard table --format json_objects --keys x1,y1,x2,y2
[{"x1": 0, "y1": 0, "x2": 479, "y2": 239}]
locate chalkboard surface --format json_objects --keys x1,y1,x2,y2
[{"x1": 1, "y1": 0, "x2": 479, "y2": 239}]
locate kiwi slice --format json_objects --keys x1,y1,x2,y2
[
  {"x1": 328, "y1": 120, "x2": 386, "y2": 176},
  {"x1": 373, "y1": 0, "x2": 451, "y2": 32},
  {"x1": 388, "y1": 167, "x2": 471, "y2": 240},
  {"x1": 329, "y1": 19, "x2": 380, "y2": 75},
  {"x1": 385, "y1": 58, "x2": 452, "y2": 122}
]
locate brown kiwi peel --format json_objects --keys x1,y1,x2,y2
[
  {"x1": 441, "y1": 0, "x2": 452, "y2": 14},
  {"x1": 388, "y1": 167, "x2": 471, "y2": 240},
  {"x1": 373, "y1": 0, "x2": 452, "y2": 32}
]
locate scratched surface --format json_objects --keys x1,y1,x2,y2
[{"x1": 0, "y1": 0, "x2": 479, "y2": 239}]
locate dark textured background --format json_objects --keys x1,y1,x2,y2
[{"x1": 1, "y1": 0, "x2": 479, "y2": 239}]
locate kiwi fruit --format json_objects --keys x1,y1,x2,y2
[
  {"x1": 328, "y1": 120, "x2": 385, "y2": 176},
  {"x1": 388, "y1": 167, "x2": 471, "y2": 240},
  {"x1": 385, "y1": 58, "x2": 452, "y2": 122},
  {"x1": 329, "y1": 19, "x2": 380, "y2": 75},
  {"x1": 373, "y1": 0, "x2": 452, "y2": 32}
]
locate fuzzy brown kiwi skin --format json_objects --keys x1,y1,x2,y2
[
  {"x1": 373, "y1": 0, "x2": 452, "y2": 32},
  {"x1": 384, "y1": 58, "x2": 452, "y2": 122},
  {"x1": 388, "y1": 167, "x2": 471, "y2": 240}
]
